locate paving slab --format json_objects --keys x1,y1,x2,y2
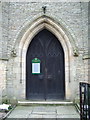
[
  {"x1": 57, "y1": 114, "x2": 80, "y2": 118},
  {"x1": 29, "y1": 114, "x2": 43, "y2": 118},
  {"x1": 42, "y1": 114, "x2": 57, "y2": 118},
  {"x1": 56, "y1": 106, "x2": 78, "y2": 114},
  {"x1": 32, "y1": 106, "x2": 56, "y2": 115},
  {"x1": 5, "y1": 105, "x2": 80, "y2": 119},
  {"x1": 7, "y1": 106, "x2": 33, "y2": 118},
  {"x1": 0, "y1": 112, "x2": 6, "y2": 119}
]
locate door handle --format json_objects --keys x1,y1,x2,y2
[
  {"x1": 38, "y1": 75, "x2": 43, "y2": 80},
  {"x1": 47, "y1": 75, "x2": 52, "y2": 80}
]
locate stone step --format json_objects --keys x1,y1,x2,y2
[{"x1": 18, "y1": 101, "x2": 73, "y2": 106}]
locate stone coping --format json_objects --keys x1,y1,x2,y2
[{"x1": 18, "y1": 101, "x2": 73, "y2": 105}]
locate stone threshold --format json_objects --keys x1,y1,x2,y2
[{"x1": 18, "y1": 101, "x2": 73, "y2": 105}]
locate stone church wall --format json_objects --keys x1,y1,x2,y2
[{"x1": 0, "y1": 2, "x2": 89, "y2": 102}]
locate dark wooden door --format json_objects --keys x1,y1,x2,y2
[{"x1": 26, "y1": 29, "x2": 65, "y2": 100}]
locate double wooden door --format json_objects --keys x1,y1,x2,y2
[{"x1": 26, "y1": 29, "x2": 65, "y2": 100}]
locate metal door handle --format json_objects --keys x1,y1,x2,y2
[
  {"x1": 47, "y1": 75, "x2": 52, "y2": 79},
  {"x1": 38, "y1": 75, "x2": 43, "y2": 80}
]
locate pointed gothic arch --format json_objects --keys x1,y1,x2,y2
[{"x1": 14, "y1": 15, "x2": 77, "y2": 100}]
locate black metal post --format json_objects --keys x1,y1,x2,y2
[{"x1": 80, "y1": 82, "x2": 90, "y2": 120}]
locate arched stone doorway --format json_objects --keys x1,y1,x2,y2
[
  {"x1": 15, "y1": 15, "x2": 77, "y2": 100},
  {"x1": 26, "y1": 29, "x2": 65, "y2": 100}
]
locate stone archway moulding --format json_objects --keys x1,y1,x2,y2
[{"x1": 16, "y1": 15, "x2": 77, "y2": 100}]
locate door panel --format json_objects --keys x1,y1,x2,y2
[{"x1": 26, "y1": 29, "x2": 65, "y2": 100}]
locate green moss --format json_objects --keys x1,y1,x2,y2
[{"x1": 2, "y1": 99, "x2": 10, "y2": 104}]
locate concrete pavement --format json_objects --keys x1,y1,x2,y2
[{"x1": 4, "y1": 105, "x2": 80, "y2": 119}]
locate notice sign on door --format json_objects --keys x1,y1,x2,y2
[
  {"x1": 32, "y1": 58, "x2": 41, "y2": 74},
  {"x1": 32, "y1": 63, "x2": 40, "y2": 74}
]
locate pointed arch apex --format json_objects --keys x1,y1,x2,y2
[{"x1": 16, "y1": 15, "x2": 78, "y2": 57}]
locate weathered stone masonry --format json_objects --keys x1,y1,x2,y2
[{"x1": 0, "y1": 2, "x2": 89, "y2": 102}]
